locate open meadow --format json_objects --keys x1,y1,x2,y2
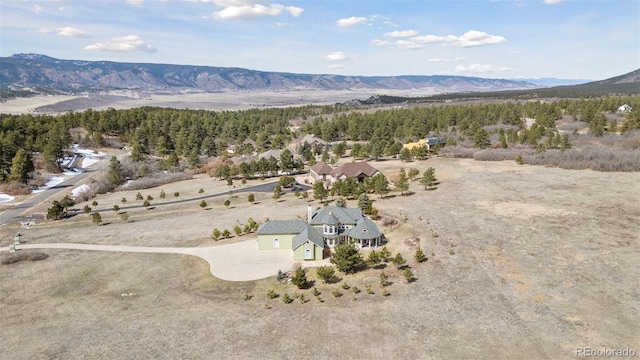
[{"x1": 1, "y1": 157, "x2": 638, "y2": 359}]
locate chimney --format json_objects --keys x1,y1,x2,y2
[{"x1": 307, "y1": 205, "x2": 313, "y2": 223}]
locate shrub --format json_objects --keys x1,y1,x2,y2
[
  {"x1": 136, "y1": 192, "x2": 143, "y2": 200},
  {"x1": 174, "y1": 192, "x2": 180, "y2": 197},
  {"x1": 159, "y1": 190, "x2": 166, "y2": 199},
  {"x1": 266, "y1": 289, "x2": 279, "y2": 299},
  {"x1": 199, "y1": 200, "x2": 207, "y2": 208},
  {"x1": 83, "y1": 205, "x2": 92, "y2": 213},
  {"x1": 316, "y1": 265, "x2": 336, "y2": 284},
  {"x1": 121, "y1": 197, "x2": 127, "y2": 203},
  {"x1": 282, "y1": 293, "x2": 293, "y2": 304},
  {"x1": 332, "y1": 289, "x2": 342, "y2": 298},
  {"x1": 404, "y1": 268, "x2": 415, "y2": 283},
  {"x1": 341, "y1": 282, "x2": 350, "y2": 290},
  {"x1": 414, "y1": 248, "x2": 427, "y2": 263},
  {"x1": 311, "y1": 287, "x2": 321, "y2": 297}
]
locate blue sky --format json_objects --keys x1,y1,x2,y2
[{"x1": 1, "y1": 0, "x2": 638, "y2": 80}]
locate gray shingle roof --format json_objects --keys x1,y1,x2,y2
[
  {"x1": 310, "y1": 206, "x2": 362, "y2": 226},
  {"x1": 292, "y1": 225, "x2": 324, "y2": 250},
  {"x1": 346, "y1": 216, "x2": 382, "y2": 240},
  {"x1": 257, "y1": 220, "x2": 307, "y2": 235}
]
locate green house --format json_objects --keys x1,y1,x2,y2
[{"x1": 257, "y1": 206, "x2": 382, "y2": 261}]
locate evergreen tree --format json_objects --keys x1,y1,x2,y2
[
  {"x1": 47, "y1": 200, "x2": 65, "y2": 220},
  {"x1": 108, "y1": 156, "x2": 125, "y2": 188},
  {"x1": 419, "y1": 167, "x2": 437, "y2": 190},
  {"x1": 392, "y1": 253, "x2": 407, "y2": 269},
  {"x1": 372, "y1": 174, "x2": 389, "y2": 198},
  {"x1": 8, "y1": 148, "x2": 33, "y2": 184},
  {"x1": 357, "y1": 193, "x2": 371, "y2": 214},
  {"x1": 316, "y1": 265, "x2": 336, "y2": 283},
  {"x1": 403, "y1": 268, "x2": 415, "y2": 283},
  {"x1": 313, "y1": 181, "x2": 328, "y2": 203},
  {"x1": 291, "y1": 267, "x2": 309, "y2": 289},
  {"x1": 399, "y1": 147, "x2": 412, "y2": 162},
  {"x1": 248, "y1": 193, "x2": 255, "y2": 203},
  {"x1": 273, "y1": 185, "x2": 282, "y2": 200},
  {"x1": 335, "y1": 197, "x2": 347, "y2": 207},
  {"x1": 473, "y1": 128, "x2": 491, "y2": 149},
  {"x1": 414, "y1": 248, "x2": 427, "y2": 263},
  {"x1": 91, "y1": 212, "x2": 102, "y2": 226},
  {"x1": 366, "y1": 249, "x2": 382, "y2": 268},
  {"x1": 396, "y1": 168, "x2": 409, "y2": 195},
  {"x1": 211, "y1": 228, "x2": 221, "y2": 241},
  {"x1": 407, "y1": 168, "x2": 420, "y2": 181},
  {"x1": 330, "y1": 243, "x2": 365, "y2": 274}
]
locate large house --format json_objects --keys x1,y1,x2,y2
[
  {"x1": 403, "y1": 137, "x2": 446, "y2": 152},
  {"x1": 257, "y1": 205, "x2": 383, "y2": 261},
  {"x1": 310, "y1": 161, "x2": 380, "y2": 184}
]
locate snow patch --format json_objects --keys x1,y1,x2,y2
[
  {"x1": 72, "y1": 184, "x2": 90, "y2": 199},
  {"x1": 32, "y1": 170, "x2": 78, "y2": 193},
  {"x1": 0, "y1": 194, "x2": 16, "y2": 203}
]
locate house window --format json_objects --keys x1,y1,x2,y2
[
  {"x1": 323, "y1": 225, "x2": 336, "y2": 235},
  {"x1": 305, "y1": 249, "x2": 312, "y2": 259},
  {"x1": 273, "y1": 238, "x2": 279, "y2": 248}
]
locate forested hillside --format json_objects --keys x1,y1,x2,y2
[{"x1": 1, "y1": 95, "x2": 639, "y2": 193}]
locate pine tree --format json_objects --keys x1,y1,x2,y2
[
  {"x1": 396, "y1": 168, "x2": 409, "y2": 195},
  {"x1": 291, "y1": 267, "x2": 309, "y2": 289},
  {"x1": 392, "y1": 253, "x2": 406, "y2": 269},
  {"x1": 414, "y1": 248, "x2": 427, "y2": 263},
  {"x1": 372, "y1": 174, "x2": 389, "y2": 199},
  {"x1": 335, "y1": 197, "x2": 347, "y2": 207},
  {"x1": 91, "y1": 212, "x2": 102, "y2": 226},
  {"x1": 8, "y1": 148, "x2": 33, "y2": 184},
  {"x1": 408, "y1": 168, "x2": 420, "y2": 181},
  {"x1": 366, "y1": 249, "x2": 382, "y2": 268},
  {"x1": 473, "y1": 128, "x2": 491, "y2": 149},
  {"x1": 108, "y1": 156, "x2": 125, "y2": 188},
  {"x1": 419, "y1": 167, "x2": 437, "y2": 190},
  {"x1": 330, "y1": 243, "x2": 365, "y2": 274},
  {"x1": 316, "y1": 265, "x2": 336, "y2": 283},
  {"x1": 313, "y1": 181, "x2": 328, "y2": 203}
]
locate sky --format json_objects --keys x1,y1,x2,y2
[{"x1": 1, "y1": 0, "x2": 638, "y2": 80}]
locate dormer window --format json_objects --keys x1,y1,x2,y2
[{"x1": 323, "y1": 224, "x2": 336, "y2": 235}]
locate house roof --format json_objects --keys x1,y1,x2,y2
[
  {"x1": 292, "y1": 225, "x2": 324, "y2": 250},
  {"x1": 257, "y1": 220, "x2": 308, "y2": 235},
  {"x1": 310, "y1": 206, "x2": 362, "y2": 226},
  {"x1": 330, "y1": 162, "x2": 379, "y2": 178},
  {"x1": 310, "y1": 161, "x2": 333, "y2": 176},
  {"x1": 300, "y1": 134, "x2": 327, "y2": 145},
  {"x1": 258, "y1": 149, "x2": 282, "y2": 160},
  {"x1": 346, "y1": 216, "x2": 382, "y2": 240}
]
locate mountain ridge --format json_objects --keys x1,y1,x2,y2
[{"x1": 1, "y1": 53, "x2": 540, "y2": 95}]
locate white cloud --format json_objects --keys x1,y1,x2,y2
[
  {"x1": 212, "y1": 1, "x2": 303, "y2": 20},
  {"x1": 84, "y1": 34, "x2": 157, "y2": 53},
  {"x1": 327, "y1": 64, "x2": 344, "y2": 70},
  {"x1": 370, "y1": 39, "x2": 391, "y2": 47},
  {"x1": 412, "y1": 35, "x2": 447, "y2": 44},
  {"x1": 445, "y1": 30, "x2": 506, "y2": 47},
  {"x1": 336, "y1": 16, "x2": 367, "y2": 27},
  {"x1": 38, "y1": 27, "x2": 92, "y2": 38},
  {"x1": 31, "y1": 5, "x2": 43, "y2": 14},
  {"x1": 384, "y1": 30, "x2": 419, "y2": 38},
  {"x1": 126, "y1": 0, "x2": 144, "y2": 5},
  {"x1": 396, "y1": 40, "x2": 423, "y2": 50},
  {"x1": 57, "y1": 26, "x2": 92, "y2": 38},
  {"x1": 325, "y1": 51, "x2": 347, "y2": 61},
  {"x1": 544, "y1": 0, "x2": 565, "y2": 4},
  {"x1": 454, "y1": 63, "x2": 513, "y2": 73},
  {"x1": 428, "y1": 57, "x2": 465, "y2": 62}
]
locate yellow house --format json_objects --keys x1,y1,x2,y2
[{"x1": 403, "y1": 139, "x2": 428, "y2": 151}]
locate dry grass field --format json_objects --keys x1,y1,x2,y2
[{"x1": 1, "y1": 157, "x2": 638, "y2": 359}]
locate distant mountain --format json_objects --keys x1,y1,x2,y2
[
  {"x1": 509, "y1": 77, "x2": 592, "y2": 87},
  {"x1": 0, "y1": 53, "x2": 539, "y2": 96}
]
